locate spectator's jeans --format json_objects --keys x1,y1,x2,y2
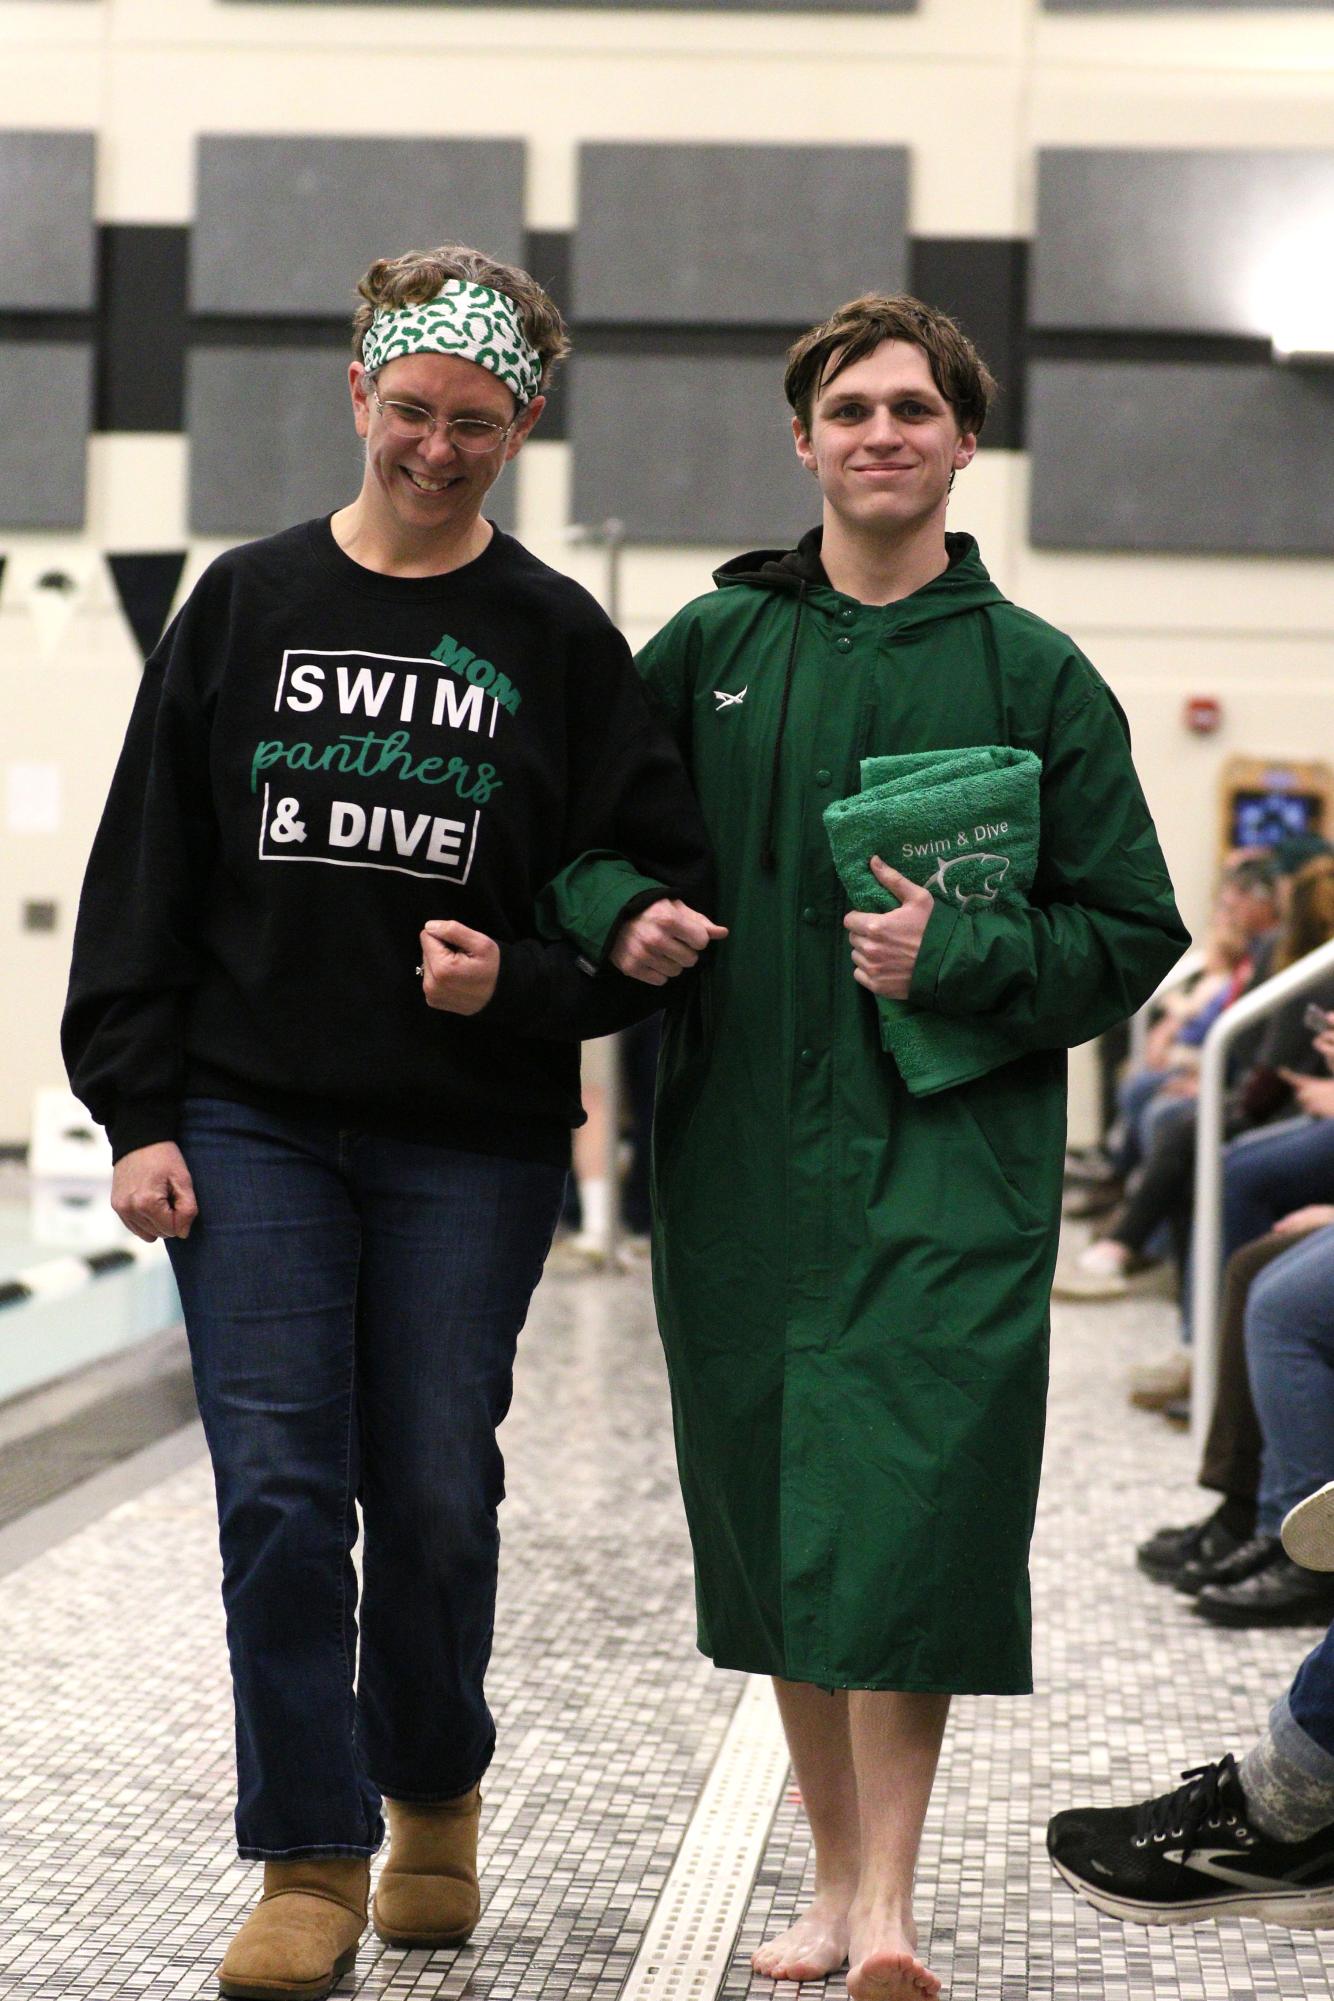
[
  {"x1": 167, "y1": 1098, "x2": 566, "y2": 1859},
  {"x1": 1288, "y1": 1621, "x2": 1334, "y2": 1764},
  {"x1": 1244, "y1": 1225, "x2": 1334, "y2": 1535},
  {"x1": 1222, "y1": 1116, "x2": 1334, "y2": 1267}
]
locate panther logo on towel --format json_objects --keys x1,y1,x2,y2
[{"x1": 924, "y1": 850, "x2": 1011, "y2": 910}]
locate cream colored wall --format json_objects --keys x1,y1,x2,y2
[{"x1": 1, "y1": 0, "x2": 1331, "y2": 1142}]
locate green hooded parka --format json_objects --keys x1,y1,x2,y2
[{"x1": 551, "y1": 531, "x2": 1188, "y2": 1693}]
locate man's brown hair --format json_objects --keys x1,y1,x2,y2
[
  {"x1": 784, "y1": 293, "x2": 997, "y2": 438},
  {"x1": 351, "y1": 244, "x2": 571, "y2": 393}
]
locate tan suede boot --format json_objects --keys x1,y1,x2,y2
[
  {"x1": 217, "y1": 1855, "x2": 369, "y2": 2001},
  {"x1": 371, "y1": 1787, "x2": 482, "y2": 1948}
]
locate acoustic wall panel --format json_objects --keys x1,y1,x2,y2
[
  {"x1": 0, "y1": 348, "x2": 93, "y2": 529},
  {"x1": 224, "y1": 1, "x2": 915, "y2": 10},
  {"x1": 1028, "y1": 360, "x2": 1334, "y2": 555},
  {"x1": 191, "y1": 137, "x2": 526, "y2": 317},
  {"x1": 188, "y1": 348, "x2": 515, "y2": 537},
  {"x1": 571, "y1": 353, "x2": 813, "y2": 547},
  {"x1": 0, "y1": 133, "x2": 96, "y2": 310},
  {"x1": 1046, "y1": 0, "x2": 1328, "y2": 9},
  {"x1": 574, "y1": 145, "x2": 909, "y2": 325},
  {"x1": 1032, "y1": 149, "x2": 1334, "y2": 344}
]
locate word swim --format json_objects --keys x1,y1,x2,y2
[
  {"x1": 279, "y1": 658, "x2": 515, "y2": 729},
  {"x1": 251, "y1": 732, "x2": 502, "y2": 802},
  {"x1": 266, "y1": 795, "x2": 469, "y2": 867},
  {"x1": 902, "y1": 821, "x2": 1010, "y2": 860}
]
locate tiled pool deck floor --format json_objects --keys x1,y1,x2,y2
[{"x1": 2, "y1": 1255, "x2": 1333, "y2": 2000}]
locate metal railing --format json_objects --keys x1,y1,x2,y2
[{"x1": 1190, "y1": 936, "x2": 1334, "y2": 1449}]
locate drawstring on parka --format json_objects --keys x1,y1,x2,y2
[{"x1": 760, "y1": 582, "x2": 807, "y2": 873}]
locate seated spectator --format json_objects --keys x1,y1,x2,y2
[
  {"x1": 1189, "y1": 1221, "x2": 1334, "y2": 1625},
  {"x1": 1137, "y1": 1023, "x2": 1334, "y2": 1603},
  {"x1": 1055, "y1": 855, "x2": 1334, "y2": 1305},
  {"x1": 1048, "y1": 1483, "x2": 1334, "y2": 1928},
  {"x1": 1067, "y1": 908, "x2": 1248, "y2": 1224}
]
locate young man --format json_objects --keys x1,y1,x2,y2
[{"x1": 555, "y1": 295, "x2": 1188, "y2": 2000}]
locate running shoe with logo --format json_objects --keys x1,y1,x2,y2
[{"x1": 1047, "y1": 1755, "x2": 1334, "y2": 1927}]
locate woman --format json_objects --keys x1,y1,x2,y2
[{"x1": 62, "y1": 243, "x2": 710, "y2": 2001}]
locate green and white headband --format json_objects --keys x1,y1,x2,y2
[{"x1": 361, "y1": 280, "x2": 542, "y2": 405}]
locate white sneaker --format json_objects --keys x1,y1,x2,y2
[{"x1": 1281, "y1": 1483, "x2": 1334, "y2": 1572}]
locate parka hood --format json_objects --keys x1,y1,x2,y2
[
  {"x1": 713, "y1": 529, "x2": 1008, "y2": 868},
  {"x1": 713, "y1": 528, "x2": 1007, "y2": 633}
]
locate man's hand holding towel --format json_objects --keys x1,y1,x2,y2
[
  {"x1": 824, "y1": 746, "x2": 1043, "y2": 1096},
  {"x1": 844, "y1": 858, "x2": 936, "y2": 997}
]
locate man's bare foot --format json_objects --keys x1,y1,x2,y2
[
  {"x1": 751, "y1": 1896, "x2": 852, "y2": 1982},
  {"x1": 846, "y1": 1911, "x2": 938, "y2": 2001}
]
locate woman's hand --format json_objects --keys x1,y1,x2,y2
[
  {"x1": 1279, "y1": 1068, "x2": 1334, "y2": 1119},
  {"x1": 844, "y1": 858, "x2": 935, "y2": 999},
  {"x1": 610, "y1": 900, "x2": 728, "y2": 986},
  {"x1": 420, "y1": 920, "x2": 500, "y2": 1015},
  {"x1": 1274, "y1": 1203, "x2": 1334, "y2": 1235},
  {"x1": 111, "y1": 1141, "x2": 198, "y2": 1242}
]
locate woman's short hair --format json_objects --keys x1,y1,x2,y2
[
  {"x1": 351, "y1": 244, "x2": 571, "y2": 391},
  {"x1": 784, "y1": 293, "x2": 997, "y2": 438}
]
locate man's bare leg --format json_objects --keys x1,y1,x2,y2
[
  {"x1": 845, "y1": 1689, "x2": 950, "y2": 2001},
  {"x1": 751, "y1": 1679, "x2": 861, "y2": 1980}
]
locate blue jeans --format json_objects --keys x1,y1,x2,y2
[
  {"x1": 1290, "y1": 1617, "x2": 1334, "y2": 1763},
  {"x1": 1244, "y1": 1225, "x2": 1334, "y2": 1536},
  {"x1": 1222, "y1": 1116, "x2": 1334, "y2": 1267},
  {"x1": 167, "y1": 1098, "x2": 566, "y2": 1859}
]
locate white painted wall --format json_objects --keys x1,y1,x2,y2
[{"x1": 2, "y1": 0, "x2": 1331, "y2": 1142}]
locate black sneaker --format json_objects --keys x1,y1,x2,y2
[
  {"x1": 1175, "y1": 1531, "x2": 1279, "y2": 1598},
  {"x1": 1047, "y1": 1754, "x2": 1334, "y2": 1926},
  {"x1": 1194, "y1": 1552, "x2": 1334, "y2": 1628},
  {"x1": 1137, "y1": 1506, "x2": 1247, "y2": 1586}
]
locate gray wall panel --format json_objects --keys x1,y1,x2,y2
[
  {"x1": 575, "y1": 144, "x2": 908, "y2": 324},
  {"x1": 188, "y1": 348, "x2": 515, "y2": 537},
  {"x1": 571, "y1": 353, "x2": 814, "y2": 546},
  {"x1": 1047, "y1": 1, "x2": 1328, "y2": 9},
  {"x1": 1029, "y1": 360, "x2": 1334, "y2": 554},
  {"x1": 0, "y1": 347, "x2": 92, "y2": 529},
  {"x1": 0, "y1": 133, "x2": 96, "y2": 310},
  {"x1": 191, "y1": 137, "x2": 525, "y2": 317},
  {"x1": 1032, "y1": 148, "x2": 1334, "y2": 340},
  {"x1": 224, "y1": 1, "x2": 915, "y2": 10}
]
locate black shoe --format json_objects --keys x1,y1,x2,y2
[
  {"x1": 1194, "y1": 1551, "x2": 1334, "y2": 1627},
  {"x1": 1048, "y1": 1754, "x2": 1334, "y2": 1927},
  {"x1": 1137, "y1": 1507, "x2": 1246, "y2": 1586},
  {"x1": 1175, "y1": 1531, "x2": 1279, "y2": 1598}
]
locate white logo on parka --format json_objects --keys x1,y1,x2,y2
[{"x1": 713, "y1": 686, "x2": 748, "y2": 710}]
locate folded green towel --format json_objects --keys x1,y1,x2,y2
[{"x1": 823, "y1": 745, "x2": 1042, "y2": 1096}]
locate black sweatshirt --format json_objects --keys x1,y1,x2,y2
[{"x1": 63, "y1": 518, "x2": 713, "y2": 1165}]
